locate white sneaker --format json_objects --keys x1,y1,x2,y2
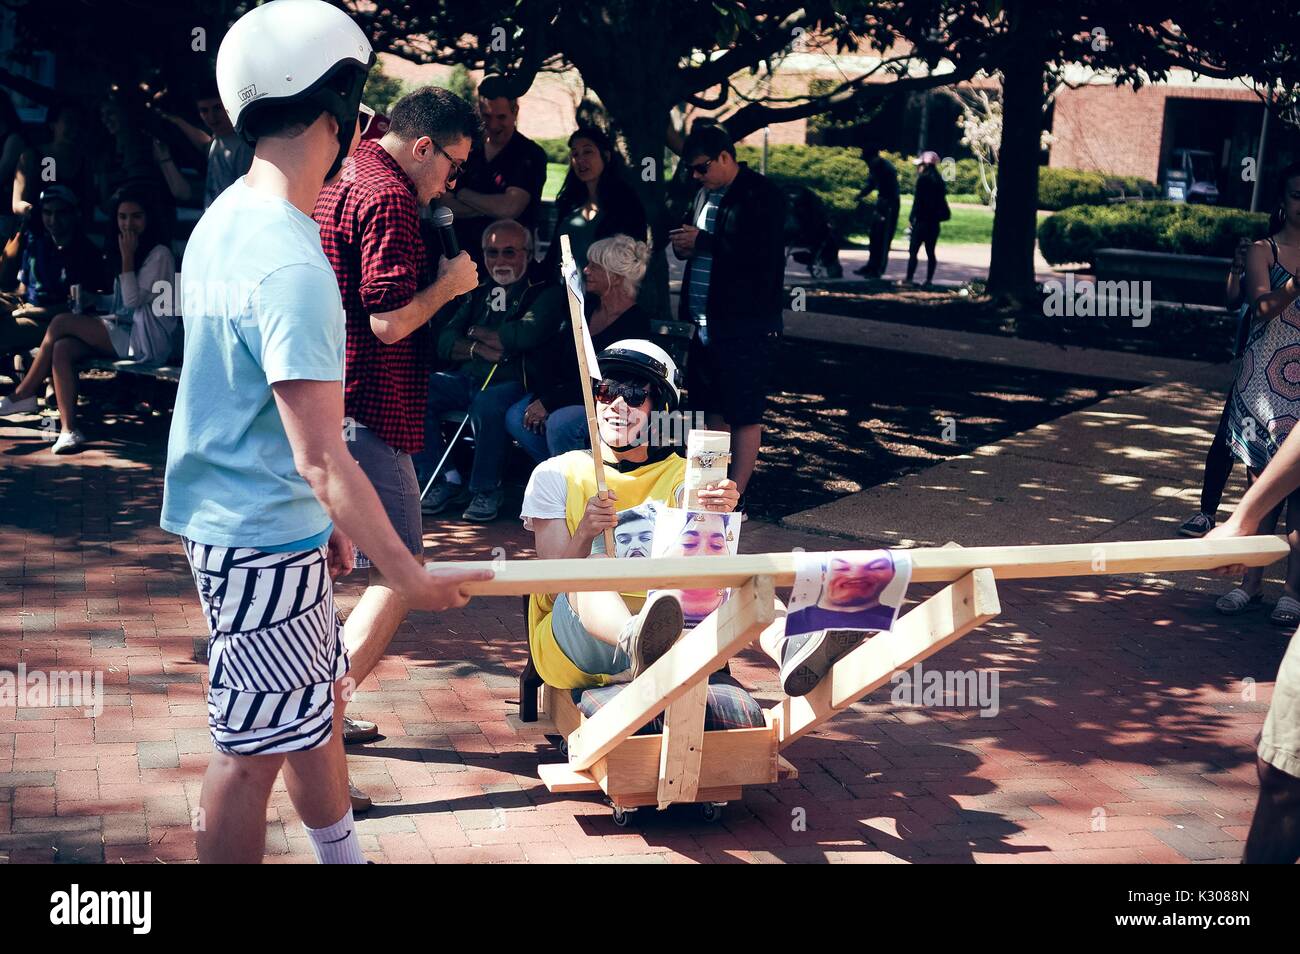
[
  {"x1": 0, "y1": 394, "x2": 38, "y2": 417},
  {"x1": 51, "y1": 429, "x2": 86, "y2": 454}
]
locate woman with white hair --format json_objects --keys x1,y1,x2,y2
[{"x1": 509, "y1": 233, "x2": 652, "y2": 459}]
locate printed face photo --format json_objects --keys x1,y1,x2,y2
[
  {"x1": 651, "y1": 509, "x2": 741, "y2": 624},
  {"x1": 783, "y1": 550, "x2": 912, "y2": 641},
  {"x1": 817, "y1": 552, "x2": 896, "y2": 612},
  {"x1": 614, "y1": 504, "x2": 657, "y2": 559}
]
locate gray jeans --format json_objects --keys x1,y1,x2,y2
[
  {"x1": 551, "y1": 593, "x2": 629, "y2": 677},
  {"x1": 346, "y1": 423, "x2": 423, "y2": 570}
]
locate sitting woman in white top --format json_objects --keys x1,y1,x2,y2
[{"x1": 0, "y1": 185, "x2": 178, "y2": 454}]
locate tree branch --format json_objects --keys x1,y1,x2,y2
[{"x1": 719, "y1": 57, "x2": 987, "y2": 141}]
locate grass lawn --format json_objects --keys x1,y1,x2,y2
[
  {"x1": 540, "y1": 169, "x2": 1048, "y2": 246},
  {"x1": 849, "y1": 197, "x2": 1051, "y2": 246},
  {"x1": 543, "y1": 163, "x2": 567, "y2": 201}
]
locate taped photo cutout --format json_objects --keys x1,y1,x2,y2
[
  {"x1": 649, "y1": 507, "x2": 742, "y2": 625},
  {"x1": 604, "y1": 501, "x2": 660, "y2": 559},
  {"x1": 784, "y1": 550, "x2": 912, "y2": 640}
]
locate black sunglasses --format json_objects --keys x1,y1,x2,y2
[
  {"x1": 595, "y1": 379, "x2": 651, "y2": 406},
  {"x1": 431, "y1": 139, "x2": 465, "y2": 183},
  {"x1": 686, "y1": 156, "x2": 715, "y2": 176}
]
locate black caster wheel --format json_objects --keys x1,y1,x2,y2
[
  {"x1": 558, "y1": 737, "x2": 568, "y2": 757},
  {"x1": 612, "y1": 805, "x2": 635, "y2": 827},
  {"x1": 700, "y1": 801, "x2": 726, "y2": 822}
]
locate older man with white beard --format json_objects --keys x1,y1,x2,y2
[{"x1": 417, "y1": 218, "x2": 566, "y2": 522}]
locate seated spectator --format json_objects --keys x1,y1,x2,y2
[
  {"x1": 0, "y1": 186, "x2": 177, "y2": 453},
  {"x1": 13, "y1": 103, "x2": 97, "y2": 221},
  {"x1": 537, "y1": 126, "x2": 647, "y2": 280},
  {"x1": 507, "y1": 233, "x2": 651, "y2": 461},
  {"x1": 2, "y1": 93, "x2": 31, "y2": 233},
  {"x1": 152, "y1": 80, "x2": 254, "y2": 208},
  {"x1": 1, "y1": 185, "x2": 108, "y2": 361},
  {"x1": 416, "y1": 219, "x2": 565, "y2": 521},
  {"x1": 99, "y1": 91, "x2": 162, "y2": 199}
]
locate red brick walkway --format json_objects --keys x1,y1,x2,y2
[{"x1": 0, "y1": 424, "x2": 1284, "y2": 863}]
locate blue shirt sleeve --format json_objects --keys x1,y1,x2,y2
[{"x1": 246, "y1": 262, "x2": 345, "y2": 384}]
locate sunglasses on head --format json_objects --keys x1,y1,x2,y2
[{"x1": 595, "y1": 378, "x2": 651, "y2": 406}]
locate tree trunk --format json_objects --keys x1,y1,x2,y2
[
  {"x1": 562, "y1": 1, "x2": 677, "y2": 319},
  {"x1": 986, "y1": 56, "x2": 1047, "y2": 304}
]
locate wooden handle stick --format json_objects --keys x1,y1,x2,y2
[{"x1": 560, "y1": 234, "x2": 617, "y2": 557}]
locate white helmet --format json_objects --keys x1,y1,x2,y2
[
  {"x1": 217, "y1": 0, "x2": 374, "y2": 175},
  {"x1": 599, "y1": 339, "x2": 681, "y2": 412}
]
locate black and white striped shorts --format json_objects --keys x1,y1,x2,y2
[{"x1": 183, "y1": 539, "x2": 350, "y2": 756}]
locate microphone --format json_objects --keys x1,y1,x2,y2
[{"x1": 432, "y1": 206, "x2": 460, "y2": 259}]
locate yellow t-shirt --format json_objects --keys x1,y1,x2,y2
[{"x1": 524, "y1": 449, "x2": 685, "y2": 688}]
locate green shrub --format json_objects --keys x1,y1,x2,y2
[
  {"x1": 535, "y1": 137, "x2": 572, "y2": 166},
  {"x1": 1037, "y1": 202, "x2": 1268, "y2": 264},
  {"x1": 735, "y1": 144, "x2": 873, "y2": 233},
  {"x1": 1036, "y1": 168, "x2": 1158, "y2": 211}
]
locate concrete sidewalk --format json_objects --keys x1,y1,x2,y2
[{"x1": 781, "y1": 311, "x2": 1263, "y2": 601}]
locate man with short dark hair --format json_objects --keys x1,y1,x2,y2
[
  {"x1": 153, "y1": 80, "x2": 255, "y2": 208},
  {"x1": 159, "y1": 0, "x2": 490, "y2": 864},
  {"x1": 670, "y1": 124, "x2": 785, "y2": 512},
  {"x1": 437, "y1": 76, "x2": 547, "y2": 268},
  {"x1": 313, "y1": 86, "x2": 481, "y2": 808},
  {"x1": 1, "y1": 185, "x2": 108, "y2": 362}
]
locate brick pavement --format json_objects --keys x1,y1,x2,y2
[{"x1": 0, "y1": 422, "x2": 1285, "y2": 864}]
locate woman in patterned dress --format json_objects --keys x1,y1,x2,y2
[{"x1": 1220, "y1": 163, "x2": 1300, "y2": 624}]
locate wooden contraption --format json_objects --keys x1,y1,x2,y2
[{"x1": 432, "y1": 535, "x2": 1288, "y2": 824}]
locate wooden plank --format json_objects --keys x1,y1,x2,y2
[
  {"x1": 566, "y1": 576, "x2": 777, "y2": 771},
  {"x1": 772, "y1": 568, "x2": 1002, "y2": 748},
  {"x1": 428, "y1": 535, "x2": 1288, "y2": 596},
  {"x1": 597, "y1": 727, "x2": 779, "y2": 796},
  {"x1": 543, "y1": 684, "x2": 584, "y2": 742},
  {"x1": 538, "y1": 761, "x2": 602, "y2": 793},
  {"x1": 656, "y1": 680, "x2": 709, "y2": 809},
  {"x1": 777, "y1": 754, "x2": 799, "y2": 780}
]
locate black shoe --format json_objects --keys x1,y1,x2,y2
[
  {"x1": 421, "y1": 479, "x2": 470, "y2": 515},
  {"x1": 779, "y1": 629, "x2": 869, "y2": 697}
]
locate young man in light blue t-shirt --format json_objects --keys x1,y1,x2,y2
[{"x1": 160, "y1": 0, "x2": 491, "y2": 865}]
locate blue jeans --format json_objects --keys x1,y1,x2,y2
[
  {"x1": 413, "y1": 371, "x2": 525, "y2": 493},
  {"x1": 505, "y1": 396, "x2": 590, "y2": 462}
]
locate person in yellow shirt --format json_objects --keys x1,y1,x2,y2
[
  {"x1": 521, "y1": 338, "x2": 880, "y2": 699},
  {"x1": 520, "y1": 340, "x2": 739, "y2": 688}
]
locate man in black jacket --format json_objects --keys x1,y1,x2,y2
[{"x1": 670, "y1": 125, "x2": 786, "y2": 508}]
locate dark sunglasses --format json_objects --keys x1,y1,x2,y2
[
  {"x1": 595, "y1": 379, "x2": 651, "y2": 406},
  {"x1": 686, "y1": 156, "x2": 715, "y2": 176},
  {"x1": 431, "y1": 139, "x2": 465, "y2": 184}
]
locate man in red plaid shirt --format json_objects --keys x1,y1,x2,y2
[{"x1": 314, "y1": 87, "x2": 481, "y2": 810}]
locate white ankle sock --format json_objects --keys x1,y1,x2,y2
[
  {"x1": 304, "y1": 809, "x2": 366, "y2": 864},
  {"x1": 444, "y1": 469, "x2": 463, "y2": 485}
]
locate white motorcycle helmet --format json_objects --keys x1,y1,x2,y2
[
  {"x1": 598, "y1": 339, "x2": 682, "y2": 414},
  {"x1": 216, "y1": 0, "x2": 375, "y2": 178}
]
